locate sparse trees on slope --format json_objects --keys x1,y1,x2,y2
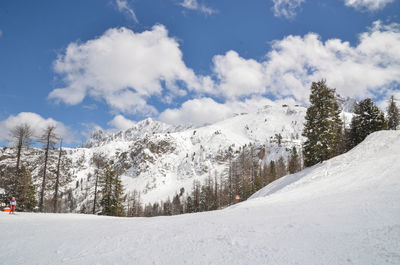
[
  {"x1": 303, "y1": 80, "x2": 343, "y2": 167},
  {"x1": 349, "y1": 98, "x2": 386, "y2": 149},
  {"x1": 38, "y1": 125, "x2": 58, "y2": 212},
  {"x1": 387, "y1": 95, "x2": 399, "y2": 130}
]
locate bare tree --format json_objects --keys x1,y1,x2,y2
[
  {"x1": 53, "y1": 139, "x2": 63, "y2": 213},
  {"x1": 92, "y1": 153, "x2": 106, "y2": 214},
  {"x1": 38, "y1": 125, "x2": 58, "y2": 212},
  {"x1": 10, "y1": 123, "x2": 33, "y2": 171}
]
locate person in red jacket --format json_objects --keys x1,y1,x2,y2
[{"x1": 10, "y1": 197, "x2": 16, "y2": 214}]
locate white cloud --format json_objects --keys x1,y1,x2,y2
[
  {"x1": 159, "y1": 96, "x2": 298, "y2": 126},
  {"x1": 181, "y1": 0, "x2": 216, "y2": 15},
  {"x1": 344, "y1": 0, "x2": 395, "y2": 11},
  {"x1": 211, "y1": 21, "x2": 400, "y2": 103},
  {"x1": 115, "y1": 0, "x2": 139, "y2": 23},
  {"x1": 49, "y1": 25, "x2": 208, "y2": 116},
  {"x1": 108, "y1": 115, "x2": 136, "y2": 130},
  {"x1": 0, "y1": 112, "x2": 76, "y2": 144},
  {"x1": 159, "y1": 98, "x2": 232, "y2": 126},
  {"x1": 212, "y1": 51, "x2": 267, "y2": 99},
  {"x1": 272, "y1": 0, "x2": 305, "y2": 19}
]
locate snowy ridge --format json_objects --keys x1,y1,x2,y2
[
  {"x1": 248, "y1": 130, "x2": 400, "y2": 203},
  {"x1": 1, "y1": 130, "x2": 399, "y2": 265}
]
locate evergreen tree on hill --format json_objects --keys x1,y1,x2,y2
[
  {"x1": 100, "y1": 165, "x2": 125, "y2": 217},
  {"x1": 387, "y1": 95, "x2": 399, "y2": 130},
  {"x1": 302, "y1": 80, "x2": 343, "y2": 167},
  {"x1": 15, "y1": 166, "x2": 37, "y2": 211},
  {"x1": 288, "y1": 146, "x2": 301, "y2": 174},
  {"x1": 349, "y1": 98, "x2": 387, "y2": 149}
]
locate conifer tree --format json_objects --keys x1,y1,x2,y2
[
  {"x1": 185, "y1": 196, "x2": 194, "y2": 213},
  {"x1": 13, "y1": 166, "x2": 37, "y2": 211},
  {"x1": 303, "y1": 80, "x2": 343, "y2": 167},
  {"x1": 268, "y1": 160, "x2": 277, "y2": 182},
  {"x1": 349, "y1": 98, "x2": 387, "y2": 149},
  {"x1": 288, "y1": 146, "x2": 301, "y2": 174},
  {"x1": 276, "y1": 156, "x2": 287, "y2": 179},
  {"x1": 387, "y1": 95, "x2": 399, "y2": 130},
  {"x1": 100, "y1": 165, "x2": 125, "y2": 217}
]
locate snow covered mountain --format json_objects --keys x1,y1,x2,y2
[
  {"x1": 0, "y1": 103, "x2": 307, "y2": 209},
  {"x1": 78, "y1": 103, "x2": 307, "y2": 205},
  {"x1": 2, "y1": 130, "x2": 399, "y2": 265}
]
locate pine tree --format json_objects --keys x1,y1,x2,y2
[
  {"x1": 288, "y1": 146, "x2": 301, "y2": 174},
  {"x1": 349, "y1": 98, "x2": 387, "y2": 149},
  {"x1": 276, "y1": 156, "x2": 287, "y2": 179},
  {"x1": 13, "y1": 166, "x2": 37, "y2": 211},
  {"x1": 268, "y1": 160, "x2": 277, "y2": 182},
  {"x1": 100, "y1": 165, "x2": 125, "y2": 217},
  {"x1": 303, "y1": 80, "x2": 343, "y2": 167},
  {"x1": 387, "y1": 95, "x2": 399, "y2": 130}
]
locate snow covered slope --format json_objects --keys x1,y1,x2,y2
[{"x1": 1, "y1": 130, "x2": 399, "y2": 265}]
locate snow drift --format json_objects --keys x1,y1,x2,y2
[{"x1": 1, "y1": 131, "x2": 399, "y2": 265}]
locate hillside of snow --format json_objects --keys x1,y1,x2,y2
[{"x1": 1, "y1": 130, "x2": 399, "y2": 265}]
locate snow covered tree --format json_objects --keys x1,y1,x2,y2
[
  {"x1": 38, "y1": 125, "x2": 58, "y2": 212},
  {"x1": 288, "y1": 146, "x2": 301, "y2": 174},
  {"x1": 303, "y1": 80, "x2": 343, "y2": 167},
  {"x1": 100, "y1": 165, "x2": 125, "y2": 217},
  {"x1": 387, "y1": 95, "x2": 399, "y2": 130},
  {"x1": 348, "y1": 98, "x2": 387, "y2": 149}
]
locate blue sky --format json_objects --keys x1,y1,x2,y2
[{"x1": 0, "y1": 0, "x2": 399, "y2": 146}]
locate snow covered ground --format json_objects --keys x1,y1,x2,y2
[{"x1": 1, "y1": 131, "x2": 399, "y2": 265}]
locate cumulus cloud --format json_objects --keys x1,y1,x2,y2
[
  {"x1": 159, "y1": 96, "x2": 298, "y2": 126},
  {"x1": 212, "y1": 51, "x2": 267, "y2": 99},
  {"x1": 344, "y1": 0, "x2": 395, "y2": 11},
  {"x1": 115, "y1": 0, "x2": 139, "y2": 23},
  {"x1": 0, "y1": 112, "x2": 76, "y2": 144},
  {"x1": 49, "y1": 25, "x2": 209, "y2": 116},
  {"x1": 211, "y1": 21, "x2": 400, "y2": 103},
  {"x1": 108, "y1": 115, "x2": 136, "y2": 130},
  {"x1": 272, "y1": 0, "x2": 305, "y2": 19},
  {"x1": 180, "y1": 0, "x2": 216, "y2": 15}
]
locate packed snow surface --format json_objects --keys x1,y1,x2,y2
[{"x1": 1, "y1": 131, "x2": 399, "y2": 265}]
